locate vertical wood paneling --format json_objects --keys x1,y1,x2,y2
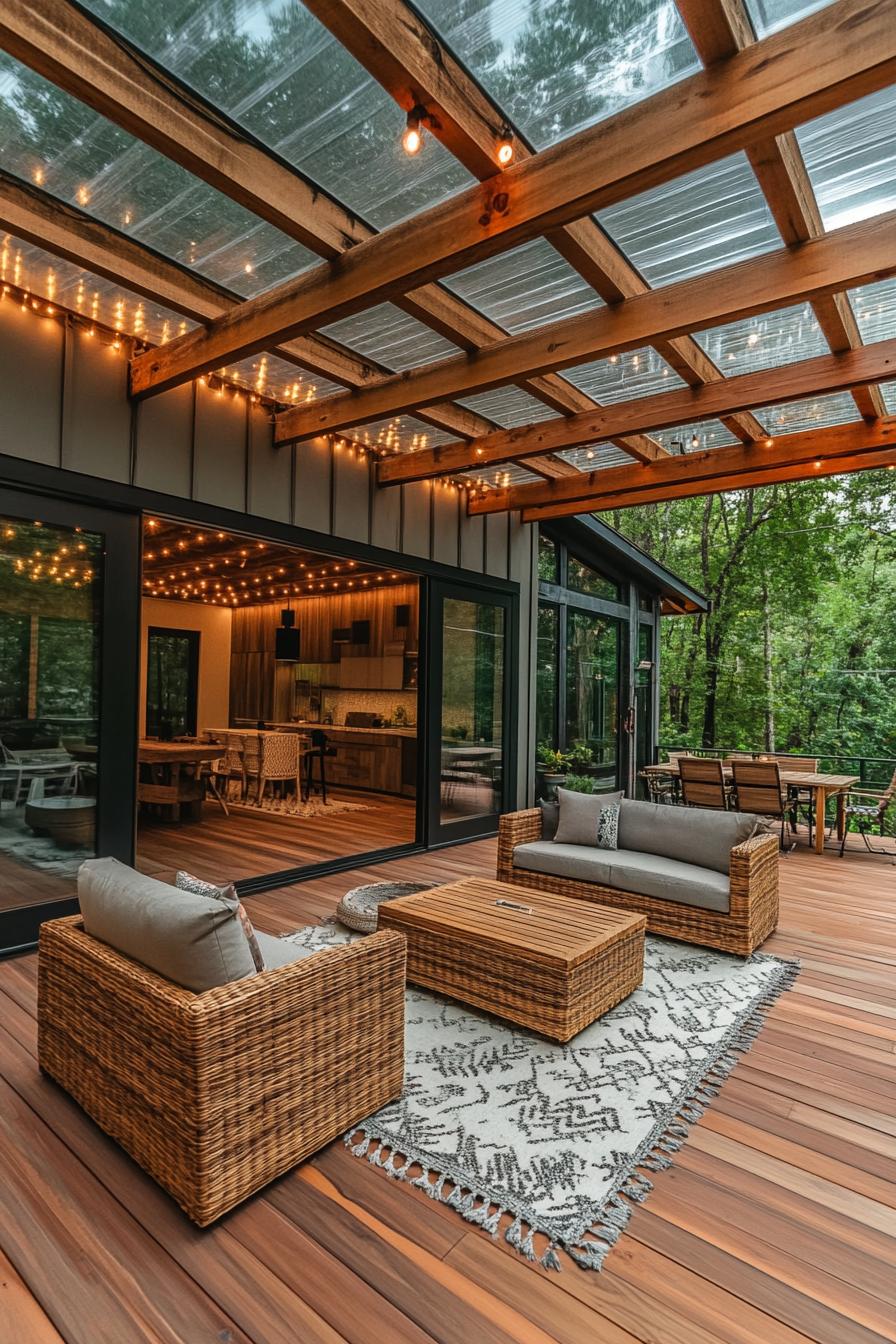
[
  {"x1": 459, "y1": 509, "x2": 485, "y2": 573},
  {"x1": 370, "y1": 476, "x2": 401, "y2": 553},
  {"x1": 400, "y1": 481, "x2": 431, "y2": 559},
  {"x1": 62, "y1": 328, "x2": 131, "y2": 482},
  {"x1": 484, "y1": 512, "x2": 509, "y2": 579},
  {"x1": 292, "y1": 438, "x2": 332, "y2": 535},
  {"x1": 247, "y1": 404, "x2": 291, "y2": 524},
  {"x1": 192, "y1": 383, "x2": 247, "y2": 512},
  {"x1": 0, "y1": 302, "x2": 62, "y2": 466},
  {"x1": 332, "y1": 445, "x2": 371, "y2": 545},
  {"x1": 133, "y1": 384, "x2": 193, "y2": 498},
  {"x1": 431, "y1": 483, "x2": 460, "y2": 567}
]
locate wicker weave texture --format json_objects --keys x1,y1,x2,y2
[
  {"x1": 38, "y1": 917, "x2": 406, "y2": 1225},
  {"x1": 380, "y1": 878, "x2": 645, "y2": 1042},
  {"x1": 497, "y1": 809, "x2": 779, "y2": 957}
]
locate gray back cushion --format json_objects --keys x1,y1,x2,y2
[
  {"x1": 78, "y1": 856, "x2": 258, "y2": 991},
  {"x1": 616, "y1": 799, "x2": 759, "y2": 875},
  {"x1": 553, "y1": 788, "x2": 624, "y2": 846}
]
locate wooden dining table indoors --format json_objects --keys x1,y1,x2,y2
[
  {"x1": 137, "y1": 740, "x2": 222, "y2": 822},
  {"x1": 642, "y1": 761, "x2": 859, "y2": 854}
]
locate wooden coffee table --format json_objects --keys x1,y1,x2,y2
[{"x1": 378, "y1": 876, "x2": 645, "y2": 1042}]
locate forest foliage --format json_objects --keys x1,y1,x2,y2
[{"x1": 607, "y1": 471, "x2": 896, "y2": 776}]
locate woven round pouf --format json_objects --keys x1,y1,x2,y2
[{"x1": 336, "y1": 881, "x2": 433, "y2": 934}]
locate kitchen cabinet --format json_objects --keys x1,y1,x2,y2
[
  {"x1": 323, "y1": 729, "x2": 411, "y2": 795},
  {"x1": 337, "y1": 655, "x2": 404, "y2": 690}
]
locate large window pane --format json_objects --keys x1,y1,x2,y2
[
  {"x1": 146, "y1": 628, "x2": 199, "y2": 739},
  {"x1": 566, "y1": 610, "x2": 620, "y2": 789},
  {"x1": 567, "y1": 553, "x2": 620, "y2": 601},
  {"x1": 536, "y1": 604, "x2": 558, "y2": 747},
  {"x1": 440, "y1": 598, "x2": 505, "y2": 824},
  {"x1": 0, "y1": 515, "x2": 102, "y2": 903}
]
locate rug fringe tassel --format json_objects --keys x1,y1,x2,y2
[{"x1": 344, "y1": 955, "x2": 800, "y2": 1274}]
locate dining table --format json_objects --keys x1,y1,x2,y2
[
  {"x1": 641, "y1": 761, "x2": 859, "y2": 855},
  {"x1": 137, "y1": 740, "x2": 223, "y2": 821}
]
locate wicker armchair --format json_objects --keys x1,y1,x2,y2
[
  {"x1": 497, "y1": 809, "x2": 779, "y2": 956},
  {"x1": 38, "y1": 916, "x2": 406, "y2": 1225}
]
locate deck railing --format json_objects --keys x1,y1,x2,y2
[{"x1": 658, "y1": 746, "x2": 896, "y2": 792}]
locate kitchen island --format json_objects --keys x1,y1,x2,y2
[{"x1": 266, "y1": 723, "x2": 417, "y2": 797}]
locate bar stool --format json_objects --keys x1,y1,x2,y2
[{"x1": 303, "y1": 729, "x2": 337, "y2": 804}]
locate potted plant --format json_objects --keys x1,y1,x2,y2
[{"x1": 536, "y1": 743, "x2": 571, "y2": 797}]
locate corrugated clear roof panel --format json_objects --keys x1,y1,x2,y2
[
  {"x1": 345, "y1": 415, "x2": 454, "y2": 453},
  {"x1": 0, "y1": 231, "x2": 197, "y2": 345},
  {"x1": 0, "y1": 54, "x2": 315, "y2": 294},
  {"x1": 224, "y1": 353, "x2": 344, "y2": 402},
  {"x1": 444, "y1": 239, "x2": 602, "y2": 334},
  {"x1": 457, "y1": 385, "x2": 562, "y2": 427},
  {"x1": 559, "y1": 444, "x2": 637, "y2": 472},
  {"x1": 320, "y1": 303, "x2": 463, "y2": 370},
  {"x1": 746, "y1": 0, "x2": 834, "y2": 35},
  {"x1": 78, "y1": 0, "x2": 474, "y2": 230},
  {"x1": 598, "y1": 153, "x2": 780, "y2": 287},
  {"x1": 567, "y1": 347, "x2": 686, "y2": 401},
  {"x1": 796, "y1": 86, "x2": 896, "y2": 230},
  {"x1": 759, "y1": 392, "x2": 861, "y2": 435},
  {"x1": 415, "y1": 0, "x2": 699, "y2": 149},
  {"x1": 696, "y1": 305, "x2": 828, "y2": 374},
  {"x1": 880, "y1": 381, "x2": 896, "y2": 415},
  {"x1": 652, "y1": 421, "x2": 740, "y2": 451},
  {"x1": 849, "y1": 277, "x2": 896, "y2": 343}
]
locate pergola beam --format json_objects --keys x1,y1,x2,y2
[
  {"x1": 126, "y1": 0, "x2": 896, "y2": 397},
  {"x1": 275, "y1": 209, "x2": 896, "y2": 441},
  {"x1": 676, "y1": 0, "x2": 887, "y2": 422},
  {"x1": 0, "y1": 0, "x2": 616, "y2": 434},
  {"x1": 0, "y1": 170, "x2": 500, "y2": 443},
  {"x1": 463, "y1": 420, "x2": 896, "y2": 518},
  {"x1": 524, "y1": 445, "x2": 896, "y2": 517},
  {"x1": 376, "y1": 336, "x2": 896, "y2": 486},
  {"x1": 302, "y1": 0, "x2": 757, "y2": 445}
]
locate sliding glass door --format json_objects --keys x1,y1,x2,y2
[
  {"x1": 428, "y1": 583, "x2": 517, "y2": 844},
  {"x1": 0, "y1": 486, "x2": 139, "y2": 953}
]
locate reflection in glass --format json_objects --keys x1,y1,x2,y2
[
  {"x1": 536, "y1": 604, "x2": 558, "y2": 748},
  {"x1": 538, "y1": 534, "x2": 559, "y2": 583},
  {"x1": 566, "y1": 611, "x2": 619, "y2": 790},
  {"x1": 440, "y1": 599, "x2": 505, "y2": 823},
  {"x1": 635, "y1": 624, "x2": 654, "y2": 788},
  {"x1": 0, "y1": 515, "x2": 101, "y2": 908},
  {"x1": 567, "y1": 553, "x2": 620, "y2": 601},
  {"x1": 146, "y1": 629, "x2": 199, "y2": 740}
]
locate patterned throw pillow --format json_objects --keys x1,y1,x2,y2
[
  {"x1": 175, "y1": 871, "x2": 266, "y2": 973},
  {"x1": 596, "y1": 802, "x2": 620, "y2": 851}
]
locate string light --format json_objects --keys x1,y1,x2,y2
[
  {"x1": 496, "y1": 128, "x2": 514, "y2": 166},
  {"x1": 402, "y1": 105, "x2": 426, "y2": 156}
]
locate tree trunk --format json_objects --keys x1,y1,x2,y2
[
  {"x1": 702, "y1": 625, "x2": 723, "y2": 747},
  {"x1": 762, "y1": 584, "x2": 776, "y2": 752}
]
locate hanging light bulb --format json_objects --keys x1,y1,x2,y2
[
  {"x1": 496, "y1": 128, "x2": 514, "y2": 166},
  {"x1": 402, "y1": 105, "x2": 426, "y2": 156}
]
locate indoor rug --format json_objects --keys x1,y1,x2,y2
[
  {"x1": 225, "y1": 794, "x2": 369, "y2": 819},
  {"x1": 283, "y1": 922, "x2": 798, "y2": 1271}
]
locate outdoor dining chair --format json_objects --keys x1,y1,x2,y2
[
  {"x1": 679, "y1": 755, "x2": 729, "y2": 810},
  {"x1": 732, "y1": 760, "x2": 800, "y2": 851}
]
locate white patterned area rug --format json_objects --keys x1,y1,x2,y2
[{"x1": 283, "y1": 923, "x2": 798, "y2": 1271}]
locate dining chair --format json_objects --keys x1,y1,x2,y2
[
  {"x1": 771, "y1": 755, "x2": 820, "y2": 839},
  {"x1": 256, "y1": 732, "x2": 303, "y2": 805},
  {"x1": 240, "y1": 732, "x2": 262, "y2": 801},
  {"x1": 732, "y1": 760, "x2": 799, "y2": 851},
  {"x1": 838, "y1": 769, "x2": 896, "y2": 859},
  {"x1": 678, "y1": 756, "x2": 729, "y2": 810},
  {"x1": 205, "y1": 733, "x2": 244, "y2": 815}
]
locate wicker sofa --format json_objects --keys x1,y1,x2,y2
[
  {"x1": 498, "y1": 800, "x2": 779, "y2": 956},
  {"x1": 38, "y1": 915, "x2": 406, "y2": 1225}
]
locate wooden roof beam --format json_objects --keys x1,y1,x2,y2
[
  {"x1": 0, "y1": 170, "x2": 501, "y2": 443},
  {"x1": 0, "y1": 0, "x2": 615, "y2": 432},
  {"x1": 126, "y1": 0, "x2": 896, "y2": 397},
  {"x1": 376, "y1": 336, "x2": 896, "y2": 486},
  {"x1": 274, "y1": 209, "x2": 896, "y2": 441},
  {"x1": 524, "y1": 443, "x2": 896, "y2": 518},
  {"x1": 302, "y1": 0, "x2": 754, "y2": 445},
  {"x1": 676, "y1": 0, "x2": 887, "y2": 422},
  {"x1": 463, "y1": 420, "x2": 896, "y2": 519}
]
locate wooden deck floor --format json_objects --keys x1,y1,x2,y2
[{"x1": 0, "y1": 835, "x2": 894, "y2": 1344}]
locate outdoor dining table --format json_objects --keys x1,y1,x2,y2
[{"x1": 642, "y1": 762, "x2": 859, "y2": 855}]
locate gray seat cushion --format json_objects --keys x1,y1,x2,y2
[
  {"x1": 512, "y1": 841, "x2": 730, "y2": 913},
  {"x1": 617, "y1": 798, "x2": 759, "y2": 875},
  {"x1": 78, "y1": 856, "x2": 259, "y2": 992},
  {"x1": 253, "y1": 931, "x2": 316, "y2": 969}
]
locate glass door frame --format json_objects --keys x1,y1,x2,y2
[
  {"x1": 0, "y1": 485, "x2": 140, "y2": 954},
  {"x1": 424, "y1": 579, "x2": 519, "y2": 847}
]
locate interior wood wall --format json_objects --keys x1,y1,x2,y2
[{"x1": 0, "y1": 305, "x2": 537, "y2": 804}]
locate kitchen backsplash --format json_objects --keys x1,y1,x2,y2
[{"x1": 321, "y1": 689, "x2": 417, "y2": 725}]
